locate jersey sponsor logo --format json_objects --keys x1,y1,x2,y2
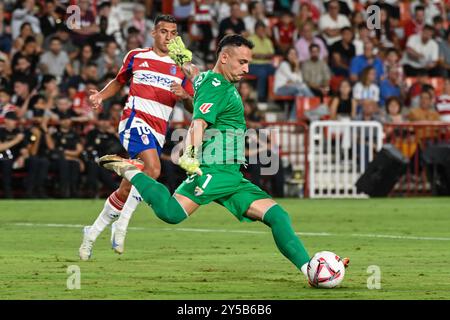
[
  {"x1": 212, "y1": 78, "x2": 221, "y2": 87},
  {"x1": 199, "y1": 103, "x2": 213, "y2": 114},
  {"x1": 139, "y1": 61, "x2": 150, "y2": 68},
  {"x1": 170, "y1": 65, "x2": 177, "y2": 75},
  {"x1": 135, "y1": 73, "x2": 173, "y2": 88}
]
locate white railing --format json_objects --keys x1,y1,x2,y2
[{"x1": 309, "y1": 121, "x2": 383, "y2": 198}]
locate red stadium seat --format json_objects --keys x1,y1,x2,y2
[{"x1": 296, "y1": 96, "x2": 331, "y2": 121}]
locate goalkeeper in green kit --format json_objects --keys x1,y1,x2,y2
[{"x1": 99, "y1": 34, "x2": 348, "y2": 283}]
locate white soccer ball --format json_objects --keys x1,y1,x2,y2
[{"x1": 307, "y1": 251, "x2": 345, "y2": 289}]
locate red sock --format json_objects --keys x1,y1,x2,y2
[{"x1": 108, "y1": 190, "x2": 126, "y2": 211}]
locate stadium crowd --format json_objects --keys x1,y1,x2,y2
[{"x1": 0, "y1": 0, "x2": 450, "y2": 199}]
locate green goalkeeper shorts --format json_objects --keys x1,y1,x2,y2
[{"x1": 175, "y1": 164, "x2": 271, "y2": 222}]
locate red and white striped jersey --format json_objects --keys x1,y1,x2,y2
[
  {"x1": 115, "y1": 48, "x2": 194, "y2": 147},
  {"x1": 436, "y1": 94, "x2": 450, "y2": 122}
]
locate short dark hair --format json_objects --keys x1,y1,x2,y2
[
  {"x1": 309, "y1": 43, "x2": 320, "y2": 52},
  {"x1": 50, "y1": 36, "x2": 62, "y2": 43},
  {"x1": 216, "y1": 34, "x2": 254, "y2": 57},
  {"x1": 385, "y1": 96, "x2": 402, "y2": 113},
  {"x1": 154, "y1": 14, "x2": 177, "y2": 27},
  {"x1": 415, "y1": 5, "x2": 425, "y2": 13}
]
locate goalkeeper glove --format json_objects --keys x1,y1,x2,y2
[
  {"x1": 167, "y1": 36, "x2": 193, "y2": 67},
  {"x1": 179, "y1": 145, "x2": 202, "y2": 176}
]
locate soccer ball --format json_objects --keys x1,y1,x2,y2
[{"x1": 307, "y1": 251, "x2": 345, "y2": 289}]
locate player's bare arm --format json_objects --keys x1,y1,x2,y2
[
  {"x1": 170, "y1": 81, "x2": 193, "y2": 113},
  {"x1": 89, "y1": 78, "x2": 123, "y2": 109}
]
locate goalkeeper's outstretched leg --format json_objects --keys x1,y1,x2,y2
[{"x1": 99, "y1": 155, "x2": 200, "y2": 225}]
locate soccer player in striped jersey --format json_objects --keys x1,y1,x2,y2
[{"x1": 79, "y1": 15, "x2": 194, "y2": 260}]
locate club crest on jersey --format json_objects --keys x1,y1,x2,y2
[
  {"x1": 199, "y1": 103, "x2": 213, "y2": 114},
  {"x1": 212, "y1": 78, "x2": 221, "y2": 87},
  {"x1": 141, "y1": 134, "x2": 150, "y2": 145},
  {"x1": 170, "y1": 65, "x2": 177, "y2": 75}
]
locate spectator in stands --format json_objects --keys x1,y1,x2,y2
[
  {"x1": 272, "y1": 10, "x2": 296, "y2": 54},
  {"x1": 44, "y1": 24, "x2": 78, "y2": 60},
  {"x1": 96, "y1": 40, "x2": 120, "y2": 79},
  {"x1": 435, "y1": 78, "x2": 450, "y2": 122},
  {"x1": 408, "y1": 91, "x2": 440, "y2": 121},
  {"x1": 274, "y1": 47, "x2": 314, "y2": 119},
  {"x1": 24, "y1": 115, "x2": 52, "y2": 198},
  {"x1": 295, "y1": 21, "x2": 328, "y2": 63},
  {"x1": 65, "y1": 62, "x2": 98, "y2": 98},
  {"x1": 40, "y1": 74, "x2": 59, "y2": 106},
  {"x1": 439, "y1": 29, "x2": 450, "y2": 78},
  {"x1": 293, "y1": 2, "x2": 314, "y2": 31},
  {"x1": 11, "y1": 0, "x2": 41, "y2": 40},
  {"x1": 355, "y1": 99, "x2": 382, "y2": 122},
  {"x1": 48, "y1": 113, "x2": 83, "y2": 198},
  {"x1": 410, "y1": 0, "x2": 442, "y2": 26},
  {"x1": 238, "y1": 80, "x2": 258, "y2": 102},
  {"x1": 11, "y1": 35, "x2": 40, "y2": 81},
  {"x1": 11, "y1": 77, "x2": 34, "y2": 117},
  {"x1": 301, "y1": 43, "x2": 331, "y2": 100},
  {"x1": 353, "y1": 23, "x2": 373, "y2": 56},
  {"x1": 329, "y1": 79, "x2": 357, "y2": 120},
  {"x1": 329, "y1": 26, "x2": 355, "y2": 77},
  {"x1": 38, "y1": 36, "x2": 71, "y2": 83},
  {"x1": 0, "y1": 111, "x2": 26, "y2": 198},
  {"x1": 25, "y1": 94, "x2": 53, "y2": 122},
  {"x1": 69, "y1": 0, "x2": 98, "y2": 47},
  {"x1": 405, "y1": 70, "x2": 429, "y2": 107},
  {"x1": 248, "y1": 21, "x2": 275, "y2": 102},
  {"x1": 39, "y1": 0, "x2": 63, "y2": 38},
  {"x1": 402, "y1": 25, "x2": 440, "y2": 77},
  {"x1": 244, "y1": 1, "x2": 270, "y2": 37},
  {"x1": 218, "y1": 2, "x2": 248, "y2": 42},
  {"x1": 373, "y1": 6, "x2": 399, "y2": 51},
  {"x1": 353, "y1": 66, "x2": 380, "y2": 112},
  {"x1": 383, "y1": 96, "x2": 405, "y2": 124},
  {"x1": 192, "y1": 0, "x2": 214, "y2": 61},
  {"x1": 0, "y1": 89, "x2": 16, "y2": 120},
  {"x1": 432, "y1": 15, "x2": 446, "y2": 43},
  {"x1": 108, "y1": 101, "x2": 123, "y2": 128},
  {"x1": 350, "y1": 41, "x2": 384, "y2": 83},
  {"x1": 379, "y1": 67, "x2": 403, "y2": 107},
  {"x1": 127, "y1": 3, "x2": 154, "y2": 47},
  {"x1": 0, "y1": 3, "x2": 12, "y2": 54},
  {"x1": 0, "y1": 57, "x2": 11, "y2": 91},
  {"x1": 404, "y1": 5, "x2": 426, "y2": 40},
  {"x1": 383, "y1": 48, "x2": 404, "y2": 82},
  {"x1": 52, "y1": 95, "x2": 75, "y2": 119},
  {"x1": 107, "y1": 0, "x2": 125, "y2": 46},
  {"x1": 244, "y1": 98, "x2": 263, "y2": 128},
  {"x1": 318, "y1": 0, "x2": 351, "y2": 46},
  {"x1": 88, "y1": 16, "x2": 116, "y2": 56},
  {"x1": 71, "y1": 43, "x2": 94, "y2": 76},
  {"x1": 84, "y1": 113, "x2": 121, "y2": 197}
]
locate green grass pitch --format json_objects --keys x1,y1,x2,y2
[{"x1": 0, "y1": 198, "x2": 449, "y2": 300}]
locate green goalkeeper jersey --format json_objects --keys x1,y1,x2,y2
[{"x1": 192, "y1": 70, "x2": 247, "y2": 166}]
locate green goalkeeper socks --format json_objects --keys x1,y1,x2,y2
[
  {"x1": 130, "y1": 173, "x2": 188, "y2": 224},
  {"x1": 262, "y1": 205, "x2": 311, "y2": 271}
]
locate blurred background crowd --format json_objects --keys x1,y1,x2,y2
[{"x1": 0, "y1": 0, "x2": 449, "y2": 199}]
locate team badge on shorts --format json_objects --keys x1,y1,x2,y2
[
  {"x1": 141, "y1": 134, "x2": 150, "y2": 145},
  {"x1": 170, "y1": 65, "x2": 177, "y2": 75}
]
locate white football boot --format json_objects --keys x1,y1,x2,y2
[
  {"x1": 79, "y1": 226, "x2": 94, "y2": 260},
  {"x1": 111, "y1": 221, "x2": 127, "y2": 254}
]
